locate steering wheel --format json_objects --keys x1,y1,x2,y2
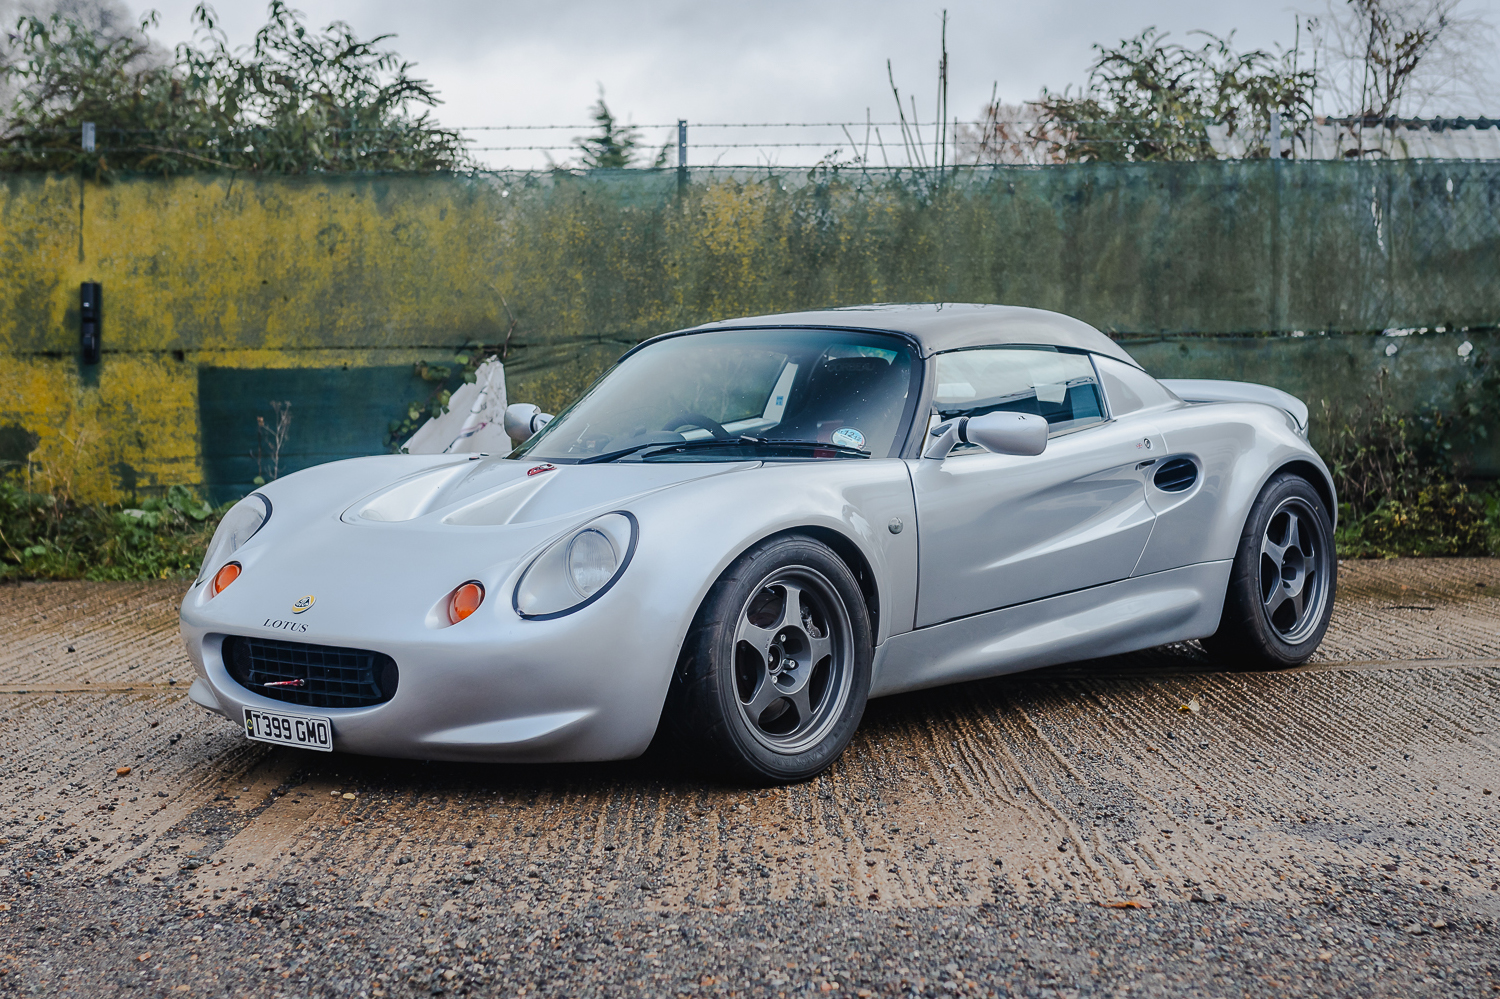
[{"x1": 661, "y1": 411, "x2": 730, "y2": 438}]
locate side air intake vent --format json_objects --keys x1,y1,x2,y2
[{"x1": 1153, "y1": 457, "x2": 1198, "y2": 493}]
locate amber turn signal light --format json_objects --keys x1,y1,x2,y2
[
  {"x1": 211, "y1": 561, "x2": 242, "y2": 596},
  {"x1": 448, "y1": 581, "x2": 484, "y2": 624}
]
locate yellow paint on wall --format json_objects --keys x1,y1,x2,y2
[
  {"x1": 0, "y1": 355, "x2": 196, "y2": 503},
  {"x1": 1, "y1": 172, "x2": 516, "y2": 501},
  {"x1": 0, "y1": 348, "x2": 443, "y2": 501},
  {"x1": 1, "y1": 174, "x2": 513, "y2": 356},
  {"x1": 4, "y1": 165, "x2": 1494, "y2": 499}
]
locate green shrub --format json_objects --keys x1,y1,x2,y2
[
  {"x1": 0, "y1": 481, "x2": 222, "y2": 582},
  {"x1": 1336, "y1": 483, "x2": 1500, "y2": 558},
  {"x1": 1319, "y1": 350, "x2": 1500, "y2": 558}
]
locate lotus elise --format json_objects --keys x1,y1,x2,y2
[{"x1": 180, "y1": 304, "x2": 1337, "y2": 781}]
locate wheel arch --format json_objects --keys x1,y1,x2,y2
[
  {"x1": 792, "y1": 525, "x2": 881, "y2": 639},
  {"x1": 682, "y1": 525, "x2": 882, "y2": 650},
  {"x1": 1270, "y1": 458, "x2": 1338, "y2": 529}
]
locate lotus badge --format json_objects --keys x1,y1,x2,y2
[{"x1": 291, "y1": 595, "x2": 316, "y2": 614}]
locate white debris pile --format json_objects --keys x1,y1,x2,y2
[{"x1": 402, "y1": 358, "x2": 511, "y2": 455}]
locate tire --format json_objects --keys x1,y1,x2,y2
[
  {"x1": 1203, "y1": 472, "x2": 1338, "y2": 669},
  {"x1": 668, "y1": 534, "x2": 873, "y2": 783}
]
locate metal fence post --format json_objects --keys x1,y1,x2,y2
[
  {"x1": 677, "y1": 120, "x2": 688, "y2": 193},
  {"x1": 1269, "y1": 112, "x2": 1288, "y2": 333},
  {"x1": 79, "y1": 123, "x2": 94, "y2": 264}
]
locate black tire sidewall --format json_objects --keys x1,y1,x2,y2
[
  {"x1": 1214, "y1": 473, "x2": 1338, "y2": 667},
  {"x1": 680, "y1": 535, "x2": 873, "y2": 783}
]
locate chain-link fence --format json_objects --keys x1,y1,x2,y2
[
  {"x1": 1, "y1": 158, "x2": 1496, "y2": 500},
  {"x1": 401, "y1": 157, "x2": 1497, "y2": 338}
]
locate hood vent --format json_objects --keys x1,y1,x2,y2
[
  {"x1": 1153, "y1": 457, "x2": 1198, "y2": 493},
  {"x1": 355, "y1": 462, "x2": 474, "y2": 523}
]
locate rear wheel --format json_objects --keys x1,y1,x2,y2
[
  {"x1": 668, "y1": 535, "x2": 872, "y2": 783},
  {"x1": 1204, "y1": 473, "x2": 1337, "y2": 668}
]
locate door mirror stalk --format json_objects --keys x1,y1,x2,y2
[{"x1": 923, "y1": 412, "x2": 1049, "y2": 460}]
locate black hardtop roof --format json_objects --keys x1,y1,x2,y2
[{"x1": 661, "y1": 303, "x2": 1141, "y2": 367}]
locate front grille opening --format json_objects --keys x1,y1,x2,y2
[{"x1": 223, "y1": 635, "x2": 398, "y2": 709}]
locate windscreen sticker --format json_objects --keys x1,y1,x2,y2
[{"x1": 831, "y1": 427, "x2": 866, "y2": 451}]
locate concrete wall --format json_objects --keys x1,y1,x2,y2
[{"x1": 1, "y1": 161, "x2": 1495, "y2": 501}]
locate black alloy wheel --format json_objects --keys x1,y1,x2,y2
[
  {"x1": 668, "y1": 534, "x2": 873, "y2": 783},
  {"x1": 1204, "y1": 472, "x2": 1338, "y2": 668}
]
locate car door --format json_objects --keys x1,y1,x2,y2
[
  {"x1": 910, "y1": 346, "x2": 1164, "y2": 628},
  {"x1": 1091, "y1": 354, "x2": 1222, "y2": 577}
]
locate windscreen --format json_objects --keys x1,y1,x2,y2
[{"x1": 513, "y1": 329, "x2": 918, "y2": 462}]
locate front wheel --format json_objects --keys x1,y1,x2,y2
[
  {"x1": 668, "y1": 535, "x2": 873, "y2": 783},
  {"x1": 1203, "y1": 472, "x2": 1337, "y2": 669}
]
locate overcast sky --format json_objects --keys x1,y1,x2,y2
[{"x1": 134, "y1": 0, "x2": 1499, "y2": 169}]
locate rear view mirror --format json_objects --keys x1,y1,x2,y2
[
  {"x1": 923, "y1": 412, "x2": 1048, "y2": 459},
  {"x1": 966, "y1": 411, "x2": 1048, "y2": 455}
]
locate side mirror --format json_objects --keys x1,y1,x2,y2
[
  {"x1": 503, "y1": 403, "x2": 553, "y2": 443},
  {"x1": 923, "y1": 412, "x2": 1048, "y2": 460}
]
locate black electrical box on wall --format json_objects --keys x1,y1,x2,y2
[{"x1": 80, "y1": 282, "x2": 102, "y2": 364}]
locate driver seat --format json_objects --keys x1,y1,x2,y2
[{"x1": 777, "y1": 356, "x2": 906, "y2": 444}]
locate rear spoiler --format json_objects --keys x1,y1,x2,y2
[{"x1": 1160, "y1": 379, "x2": 1309, "y2": 433}]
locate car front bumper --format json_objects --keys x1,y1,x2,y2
[{"x1": 179, "y1": 582, "x2": 680, "y2": 764}]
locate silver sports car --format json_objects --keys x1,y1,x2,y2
[{"x1": 180, "y1": 304, "x2": 1337, "y2": 782}]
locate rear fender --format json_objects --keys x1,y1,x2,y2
[
  {"x1": 1161, "y1": 379, "x2": 1309, "y2": 434},
  {"x1": 1137, "y1": 403, "x2": 1335, "y2": 575}
]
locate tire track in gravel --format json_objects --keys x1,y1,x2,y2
[
  {"x1": 0, "y1": 689, "x2": 278, "y2": 892},
  {"x1": 1314, "y1": 558, "x2": 1500, "y2": 662},
  {"x1": 0, "y1": 581, "x2": 193, "y2": 688},
  {"x1": 1, "y1": 559, "x2": 1497, "y2": 924},
  {"x1": 1060, "y1": 701, "x2": 1233, "y2": 901},
  {"x1": 979, "y1": 697, "x2": 1114, "y2": 901},
  {"x1": 877, "y1": 707, "x2": 1063, "y2": 904},
  {"x1": 1111, "y1": 667, "x2": 1494, "y2": 896}
]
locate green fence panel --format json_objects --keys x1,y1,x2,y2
[
  {"x1": 198, "y1": 365, "x2": 430, "y2": 503},
  {"x1": 1, "y1": 161, "x2": 1496, "y2": 500}
]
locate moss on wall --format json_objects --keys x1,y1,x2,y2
[{"x1": 1, "y1": 162, "x2": 1496, "y2": 500}]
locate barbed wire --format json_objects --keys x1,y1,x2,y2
[
  {"x1": 10, "y1": 115, "x2": 1462, "y2": 169},
  {"x1": 13, "y1": 119, "x2": 1229, "y2": 135},
  {"x1": 0, "y1": 140, "x2": 1227, "y2": 153},
  {"x1": 446, "y1": 120, "x2": 1227, "y2": 131}
]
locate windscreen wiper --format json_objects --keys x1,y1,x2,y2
[
  {"x1": 737, "y1": 436, "x2": 870, "y2": 455},
  {"x1": 579, "y1": 435, "x2": 869, "y2": 464},
  {"x1": 575, "y1": 438, "x2": 733, "y2": 464}
]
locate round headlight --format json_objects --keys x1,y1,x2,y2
[
  {"x1": 513, "y1": 512, "x2": 637, "y2": 619},
  {"x1": 566, "y1": 529, "x2": 618, "y2": 597},
  {"x1": 198, "y1": 494, "x2": 272, "y2": 583}
]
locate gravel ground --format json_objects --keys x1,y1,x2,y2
[{"x1": 1, "y1": 557, "x2": 1498, "y2": 998}]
